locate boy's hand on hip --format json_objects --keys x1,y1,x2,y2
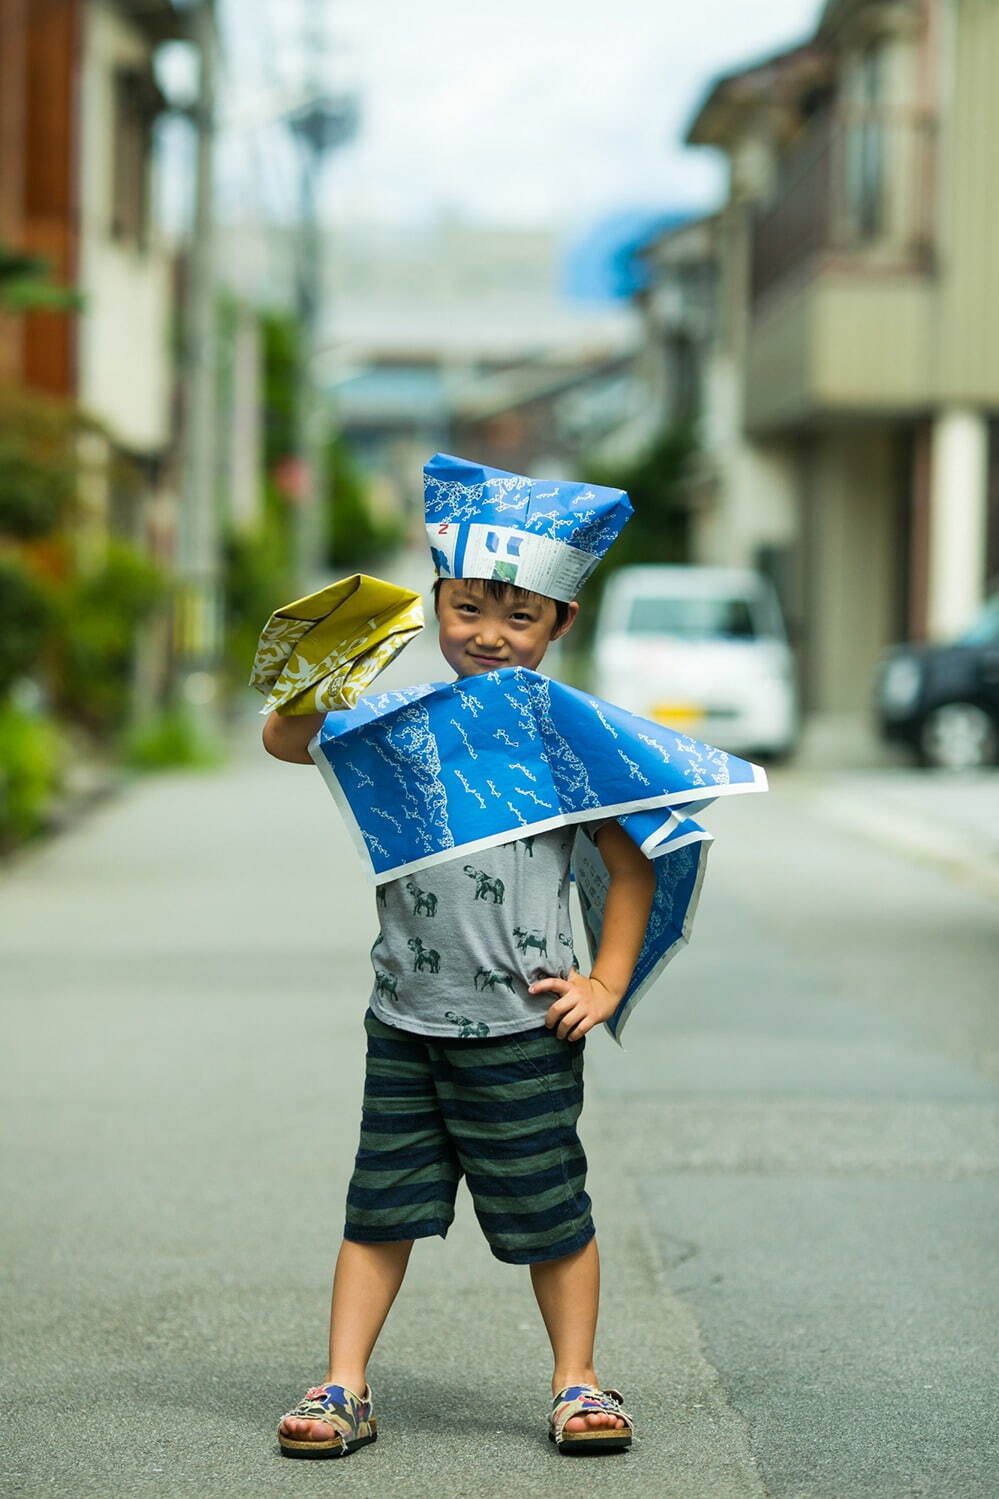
[{"x1": 530, "y1": 970, "x2": 621, "y2": 1041}]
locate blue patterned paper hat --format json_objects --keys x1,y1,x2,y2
[{"x1": 423, "y1": 452, "x2": 632, "y2": 602}]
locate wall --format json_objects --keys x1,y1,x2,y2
[
  {"x1": 75, "y1": 1, "x2": 172, "y2": 453},
  {"x1": 745, "y1": 271, "x2": 935, "y2": 431},
  {"x1": 935, "y1": 0, "x2": 999, "y2": 404},
  {"x1": 0, "y1": 0, "x2": 80, "y2": 395},
  {"x1": 802, "y1": 423, "x2": 903, "y2": 712}
]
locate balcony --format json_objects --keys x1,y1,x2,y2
[
  {"x1": 750, "y1": 107, "x2": 936, "y2": 308},
  {"x1": 744, "y1": 106, "x2": 938, "y2": 433}
]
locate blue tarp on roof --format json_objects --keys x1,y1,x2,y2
[{"x1": 563, "y1": 208, "x2": 693, "y2": 302}]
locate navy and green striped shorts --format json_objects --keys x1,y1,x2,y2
[{"x1": 344, "y1": 1009, "x2": 594, "y2": 1265}]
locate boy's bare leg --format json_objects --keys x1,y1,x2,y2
[
  {"x1": 529, "y1": 1236, "x2": 627, "y2": 1432},
  {"x1": 280, "y1": 1238, "x2": 414, "y2": 1442}
]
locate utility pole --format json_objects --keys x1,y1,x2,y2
[
  {"x1": 286, "y1": 0, "x2": 357, "y2": 592},
  {"x1": 176, "y1": 0, "x2": 221, "y2": 732}
]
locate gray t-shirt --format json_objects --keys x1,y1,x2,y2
[{"x1": 367, "y1": 824, "x2": 608, "y2": 1039}]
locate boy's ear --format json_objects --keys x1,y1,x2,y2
[{"x1": 551, "y1": 600, "x2": 579, "y2": 641}]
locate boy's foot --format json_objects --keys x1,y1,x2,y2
[
  {"x1": 279, "y1": 1414, "x2": 336, "y2": 1445},
  {"x1": 278, "y1": 1381, "x2": 376, "y2": 1457},
  {"x1": 553, "y1": 1375, "x2": 628, "y2": 1433},
  {"x1": 563, "y1": 1408, "x2": 628, "y2": 1432},
  {"x1": 277, "y1": 1377, "x2": 629, "y2": 1446},
  {"x1": 550, "y1": 1385, "x2": 633, "y2": 1451}
]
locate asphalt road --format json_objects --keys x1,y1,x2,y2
[{"x1": 3, "y1": 695, "x2": 998, "y2": 1498}]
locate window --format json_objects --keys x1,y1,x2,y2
[
  {"x1": 844, "y1": 42, "x2": 887, "y2": 242},
  {"x1": 626, "y1": 596, "x2": 758, "y2": 639},
  {"x1": 111, "y1": 68, "x2": 153, "y2": 247}
]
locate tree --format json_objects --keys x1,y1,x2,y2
[
  {"x1": 324, "y1": 433, "x2": 404, "y2": 568},
  {"x1": 576, "y1": 426, "x2": 695, "y2": 638},
  {"x1": 583, "y1": 427, "x2": 694, "y2": 571}
]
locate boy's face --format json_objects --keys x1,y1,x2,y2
[{"x1": 436, "y1": 579, "x2": 578, "y2": 678}]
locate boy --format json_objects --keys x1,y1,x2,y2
[{"x1": 265, "y1": 563, "x2": 655, "y2": 1458}]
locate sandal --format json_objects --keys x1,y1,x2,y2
[
  {"x1": 549, "y1": 1384, "x2": 634, "y2": 1454},
  {"x1": 277, "y1": 1381, "x2": 377, "y2": 1459}
]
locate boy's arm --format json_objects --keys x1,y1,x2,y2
[
  {"x1": 530, "y1": 819, "x2": 656, "y2": 1041},
  {"x1": 588, "y1": 820, "x2": 657, "y2": 1003},
  {"x1": 262, "y1": 709, "x2": 326, "y2": 764}
]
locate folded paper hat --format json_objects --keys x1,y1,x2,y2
[
  {"x1": 423, "y1": 452, "x2": 633, "y2": 603},
  {"x1": 250, "y1": 573, "x2": 424, "y2": 716}
]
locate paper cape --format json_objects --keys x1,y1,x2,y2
[
  {"x1": 250, "y1": 574, "x2": 424, "y2": 715},
  {"x1": 309, "y1": 666, "x2": 767, "y2": 1044}
]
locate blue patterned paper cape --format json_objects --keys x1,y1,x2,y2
[{"x1": 309, "y1": 667, "x2": 767, "y2": 1042}]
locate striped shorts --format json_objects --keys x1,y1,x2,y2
[{"x1": 344, "y1": 1009, "x2": 594, "y2": 1265}]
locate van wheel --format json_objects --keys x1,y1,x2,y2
[{"x1": 918, "y1": 702, "x2": 998, "y2": 770}]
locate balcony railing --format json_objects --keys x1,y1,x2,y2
[{"x1": 750, "y1": 108, "x2": 936, "y2": 307}]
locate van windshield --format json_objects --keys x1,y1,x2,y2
[{"x1": 625, "y1": 595, "x2": 758, "y2": 639}]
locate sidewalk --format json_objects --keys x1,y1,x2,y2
[{"x1": 780, "y1": 713, "x2": 999, "y2": 901}]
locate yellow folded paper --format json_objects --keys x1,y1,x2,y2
[{"x1": 250, "y1": 574, "x2": 424, "y2": 716}]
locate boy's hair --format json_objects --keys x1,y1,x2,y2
[{"x1": 432, "y1": 577, "x2": 571, "y2": 634}]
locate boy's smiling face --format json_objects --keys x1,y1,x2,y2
[{"x1": 436, "y1": 578, "x2": 578, "y2": 679}]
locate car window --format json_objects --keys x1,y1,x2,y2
[
  {"x1": 958, "y1": 594, "x2": 999, "y2": 646},
  {"x1": 625, "y1": 595, "x2": 757, "y2": 639}
]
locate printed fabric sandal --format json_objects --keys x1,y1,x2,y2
[
  {"x1": 549, "y1": 1384, "x2": 634, "y2": 1454},
  {"x1": 277, "y1": 1381, "x2": 377, "y2": 1460}
]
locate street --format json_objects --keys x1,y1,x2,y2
[
  {"x1": 6, "y1": 0, "x2": 999, "y2": 1493},
  {"x1": 3, "y1": 706, "x2": 998, "y2": 1499}
]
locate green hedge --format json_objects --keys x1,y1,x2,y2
[
  {"x1": 0, "y1": 703, "x2": 61, "y2": 848},
  {"x1": 0, "y1": 554, "x2": 55, "y2": 699},
  {"x1": 53, "y1": 543, "x2": 168, "y2": 739}
]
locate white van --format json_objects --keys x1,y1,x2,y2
[{"x1": 592, "y1": 565, "x2": 797, "y2": 759}]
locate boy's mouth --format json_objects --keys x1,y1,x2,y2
[{"x1": 468, "y1": 652, "x2": 506, "y2": 666}]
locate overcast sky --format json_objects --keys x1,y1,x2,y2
[{"x1": 210, "y1": 0, "x2": 824, "y2": 233}]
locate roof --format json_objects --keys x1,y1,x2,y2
[
  {"x1": 685, "y1": 39, "x2": 832, "y2": 147},
  {"x1": 816, "y1": 0, "x2": 914, "y2": 41},
  {"x1": 453, "y1": 351, "x2": 638, "y2": 423},
  {"x1": 332, "y1": 365, "x2": 447, "y2": 426}
]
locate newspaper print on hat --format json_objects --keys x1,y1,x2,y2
[{"x1": 423, "y1": 453, "x2": 633, "y2": 603}]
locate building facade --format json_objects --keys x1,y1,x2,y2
[
  {"x1": 676, "y1": 0, "x2": 999, "y2": 716},
  {"x1": 0, "y1": 0, "x2": 183, "y2": 564}
]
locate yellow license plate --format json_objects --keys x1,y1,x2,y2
[{"x1": 650, "y1": 702, "x2": 703, "y2": 727}]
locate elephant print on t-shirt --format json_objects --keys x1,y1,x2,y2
[
  {"x1": 444, "y1": 1010, "x2": 490, "y2": 1038},
  {"x1": 463, "y1": 866, "x2": 505, "y2": 904},
  {"x1": 408, "y1": 936, "x2": 441, "y2": 973}
]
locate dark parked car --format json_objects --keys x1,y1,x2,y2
[{"x1": 875, "y1": 592, "x2": 999, "y2": 769}]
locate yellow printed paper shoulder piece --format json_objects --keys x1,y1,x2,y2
[{"x1": 250, "y1": 573, "x2": 424, "y2": 716}]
